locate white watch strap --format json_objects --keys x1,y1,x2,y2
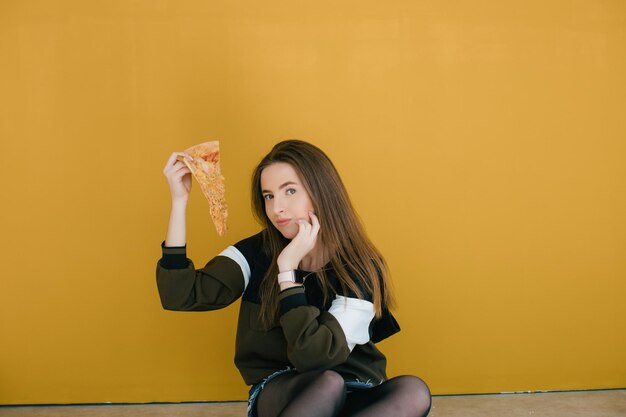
[{"x1": 277, "y1": 270, "x2": 296, "y2": 284}]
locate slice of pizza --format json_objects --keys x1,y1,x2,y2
[{"x1": 177, "y1": 141, "x2": 228, "y2": 236}]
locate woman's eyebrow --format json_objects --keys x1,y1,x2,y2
[{"x1": 262, "y1": 181, "x2": 298, "y2": 194}]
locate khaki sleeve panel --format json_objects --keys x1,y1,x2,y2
[
  {"x1": 278, "y1": 287, "x2": 351, "y2": 371},
  {"x1": 156, "y1": 254, "x2": 245, "y2": 312}
]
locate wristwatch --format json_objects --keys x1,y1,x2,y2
[{"x1": 277, "y1": 269, "x2": 309, "y2": 284}]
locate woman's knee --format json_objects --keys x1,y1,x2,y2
[
  {"x1": 316, "y1": 370, "x2": 346, "y2": 399},
  {"x1": 389, "y1": 375, "x2": 432, "y2": 415}
]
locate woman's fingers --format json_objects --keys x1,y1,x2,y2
[
  {"x1": 173, "y1": 165, "x2": 191, "y2": 180},
  {"x1": 296, "y1": 219, "x2": 310, "y2": 238},
  {"x1": 296, "y1": 218, "x2": 317, "y2": 247},
  {"x1": 164, "y1": 163, "x2": 188, "y2": 183},
  {"x1": 163, "y1": 152, "x2": 195, "y2": 200},
  {"x1": 163, "y1": 152, "x2": 193, "y2": 174},
  {"x1": 163, "y1": 153, "x2": 180, "y2": 174},
  {"x1": 163, "y1": 153, "x2": 194, "y2": 182},
  {"x1": 309, "y1": 211, "x2": 320, "y2": 234}
]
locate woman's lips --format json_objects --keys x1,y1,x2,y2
[{"x1": 276, "y1": 218, "x2": 291, "y2": 227}]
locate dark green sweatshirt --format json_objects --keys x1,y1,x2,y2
[{"x1": 156, "y1": 231, "x2": 399, "y2": 386}]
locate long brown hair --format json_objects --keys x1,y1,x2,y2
[{"x1": 251, "y1": 140, "x2": 396, "y2": 328}]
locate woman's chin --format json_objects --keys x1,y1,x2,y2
[
  {"x1": 275, "y1": 226, "x2": 297, "y2": 240},
  {"x1": 279, "y1": 230, "x2": 297, "y2": 240}
]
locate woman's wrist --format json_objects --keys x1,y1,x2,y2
[
  {"x1": 278, "y1": 265, "x2": 299, "y2": 273},
  {"x1": 171, "y1": 197, "x2": 189, "y2": 208},
  {"x1": 277, "y1": 258, "x2": 299, "y2": 272}
]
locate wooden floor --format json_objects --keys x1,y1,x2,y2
[{"x1": 1, "y1": 390, "x2": 625, "y2": 417}]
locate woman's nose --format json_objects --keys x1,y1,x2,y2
[{"x1": 272, "y1": 198, "x2": 285, "y2": 214}]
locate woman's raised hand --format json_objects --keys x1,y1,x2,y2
[
  {"x1": 163, "y1": 152, "x2": 194, "y2": 203},
  {"x1": 277, "y1": 211, "x2": 321, "y2": 272}
]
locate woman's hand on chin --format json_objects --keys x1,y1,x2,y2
[{"x1": 277, "y1": 211, "x2": 320, "y2": 272}]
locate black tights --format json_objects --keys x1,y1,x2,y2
[{"x1": 256, "y1": 370, "x2": 431, "y2": 417}]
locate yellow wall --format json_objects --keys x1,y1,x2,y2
[{"x1": 1, "y1": 0, "x2": 625, "y2": 405}]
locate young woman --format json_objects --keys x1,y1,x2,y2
[{"x1": 157, "y1": 140, "x2": 431, "y2": 417}]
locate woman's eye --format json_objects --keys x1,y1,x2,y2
[
  {"x1": 263, "y1": 194, "x2": 273, "y2": 201},
  {"x1": 286, "y1": 188, "x2": 296, "y2": 196}
]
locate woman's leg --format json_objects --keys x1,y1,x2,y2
[
  {"x1": 339, "y1": 375, "x2": 431, "y2": 417},
  {"x1": 256, "y1": 370, "x2": 347, "y2": 417}
]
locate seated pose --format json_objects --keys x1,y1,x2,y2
[{"x1": 157, "y1": 139, "x2": 431, "y2": 417}]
